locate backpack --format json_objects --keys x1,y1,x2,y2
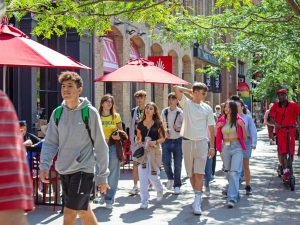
[
  {"x1": 164, "y1": 108, "x2": 180, "y2": 132},
  {"x1": 53, "y1": 105, "x2": 94, "y2": 146},
  {"x1": 131, "y1": 107, "x2": 136, "y2": 119}
]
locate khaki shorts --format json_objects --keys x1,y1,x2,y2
[{"x1": 182, "y1": 139, "x2": 208, "y2": 177}]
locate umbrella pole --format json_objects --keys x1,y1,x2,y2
[{"x1": 3, "y1": 65, "x2": 7, "y2": 93}]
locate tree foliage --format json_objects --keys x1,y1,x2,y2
[
  {"x1": 5, "y1": 0, "x2": 182, "y2": 38},
  {"x1": 155, "y1": 0, "x2": 300, "y2": 100},
  {"x1": 4, "y1": 0, "x2": 300, "y2": 100}
]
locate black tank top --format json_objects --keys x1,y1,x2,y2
[{"x1": 137, "y1": 121, "x2": 159, "y2": 141}]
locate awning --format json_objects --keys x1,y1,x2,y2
[
  {"x1": 130, "y1": 42, "x2": 140, "y2": 59},
  {"x1": 103, "y1": 37, "x2": 119, "y2": 73}
]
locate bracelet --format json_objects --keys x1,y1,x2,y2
[{"x1": 209, "y1": 148, "x2": 215, "y2": 150}]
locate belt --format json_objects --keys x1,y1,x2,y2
[
  {"x1": 182, "y1": 137, "x2": 190, "y2": 140},
  {"x1": 166, "y1": 137, "x2": 182, "y2": 141}
]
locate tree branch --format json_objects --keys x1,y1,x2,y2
[
  {"x1": 7, "y1": 0, "x2": 169, "y2": 16},
  {"x1": 287, "y1": 0, "x2": 300, "y2": 16}
]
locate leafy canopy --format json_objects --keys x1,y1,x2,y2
[{"x1": 4, "y1": 0, "x2": 300, "y2": 100}]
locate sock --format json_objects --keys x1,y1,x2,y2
[{"x1": 194, "y1": 191, "x2": 202, "y2": 195}]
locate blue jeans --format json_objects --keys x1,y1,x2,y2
[
  {"x1": 104, "y1": 144, "x2": 120, "y2": 204},
  {"x1": 162, "y1": 138, "x2": 183, "y2": 188},
  {"x1": 205, "y1": 157, "x2": 212, "y2": 187},
  {"x1": 222, "y1": 142, "x2": 243, "y2": 202},
  {"x1": 205, "y1": 141, "x2": 212, "y2": 187}
]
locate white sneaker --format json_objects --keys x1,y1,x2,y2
[
  {"x1": 193, "y1": 193, "x2": 202, "y2": 215},
  {"x1": 227, "y1": 200, "x2": 235, "y2": 208},
  {"x1": 105, "y1": 202, "x2": 113, "y2": 209},
  {"x1": 174, "y1": 187, "x2": 181, "y2": 195},
  {"x1": 140, "y1": 201, "x2": 149, "y2": 209},
  {"x1": 129, "y1": 186, "x2": 139, "y2": 195},
  {"x1": 157, "y1": 190, "x2": 163, "y2": 202},
  {"x1": 204, "y1": 186, "x2": 210, "y2": 196},
  {"x1": 166, "y1": 180, "x2": 174, "y2": 190}
]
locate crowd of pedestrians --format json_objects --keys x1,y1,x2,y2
[{"x1": 1, "y1": 70, "x2": 299, "y2": 225}]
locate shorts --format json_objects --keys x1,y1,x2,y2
[
  {"x1": 61, "y1": 171, "x2": 94, "y2": 210},
  {"x1": 243, "y1": 138, "x2": 252, "y2": 159},
  {"x1": 182, "y1": 139, "x2": 208, "y2": 177}
]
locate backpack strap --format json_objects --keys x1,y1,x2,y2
[
  {"x1": 164, "y1": 108, "x2": 169, "y2": 129},
  {"x1": 81, "y1": 105, "x2": 94, "y2": 147},
  {"x1": 54, "y1": 106, "x2": 63, "y2": 126},
  {"x1": 174, "y1": 111, "x2": 180, "y2": 126},
  {"x1": 131, "y1": 108, "x2": 135, "y2": 119},
  {"x1": 173, "y1": 110, "x2": 181, "y2": 133}
]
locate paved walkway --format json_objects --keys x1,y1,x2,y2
[{"x1": 27, "y1": 127, "x2": 300, "y2": 225}]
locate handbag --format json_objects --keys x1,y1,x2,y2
[{"x1": 133, "y1": 146, "x2": 145, "y2": 158}]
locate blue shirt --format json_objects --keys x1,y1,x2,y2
[{"x1": 241, "y1": 114, "x2": 257, "y2": 147}]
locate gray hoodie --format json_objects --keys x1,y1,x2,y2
[{"x1": 40, "y1": 97, "x2": 109, "y2": 185}]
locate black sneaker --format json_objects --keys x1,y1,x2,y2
[
  {"x1": 142, "y1": 163, "x2": 147, "y2": 168},
  {"x1": 222, "y1": 188, "x2": 227, "y2": 196},
  {"x1": 245, "y1": 185, "x2": 252, "y2": 195}
]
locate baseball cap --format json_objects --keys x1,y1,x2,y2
[{"x1": 276, "y1": 89, "x2": 287, "y2": 95}]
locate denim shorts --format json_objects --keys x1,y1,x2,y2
[
  {"x1": 61, "y1": 171, "x2": 94, "y2": 210},
  {"x1": 243, "y1": 138, "x2": 252, "y2": 159}
]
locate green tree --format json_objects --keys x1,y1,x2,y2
[
  {"x1": 155, "y1": 0, "x2": 300, "y2": 100},
  {"x1": 4, "y1": 0, "x2": 300, "y2": 100}
]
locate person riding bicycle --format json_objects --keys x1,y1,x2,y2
[{"x1": 268, "y1": 89, "x2": 300, "y2": 181}]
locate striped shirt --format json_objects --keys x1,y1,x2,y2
[{"x1": 0, "y1": 91, "x2": 34, "y2": 211}]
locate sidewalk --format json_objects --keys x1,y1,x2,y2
[{"x1": 27, "y1": 127, "x2": 300, "y2": 225}]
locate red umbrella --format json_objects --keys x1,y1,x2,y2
[
  {"x1": 94, "y1": 58, "x2": 190, "y2": 85},
  {"x1": 0, "y1": 16, "x2": 91, "y2": 92}
]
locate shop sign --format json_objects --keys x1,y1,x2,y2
[
  {"x1": 204, "y1": 71, "x2": 221, "y2": 93},
  {"x1": 130, "y1": 43, "x2": 140, "y2": 59},
  {"x1": 148, "y1": 56, "x2": 172, "y2": 74}
]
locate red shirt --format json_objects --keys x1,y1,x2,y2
[
  {"x1": 269, "y1": 101, "x2": 300, "y2": 128},
  {"x1": 0, "y1": 91, "x2": 34, "y2": 211}
]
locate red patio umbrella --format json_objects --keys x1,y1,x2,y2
[
  {"x1": 0, "y1": 16, "x2": 91, "y2": 92},
  {"x1": 94, "y1": 58, "x2": 191, "y2": 85}
]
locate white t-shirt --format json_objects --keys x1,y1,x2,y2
[
  {"x1": 179, "y1": 95, "x2": 215, "y2": 140},
  {"x1": 161, "y1": 107, "x2": 183, "y2": 139}
]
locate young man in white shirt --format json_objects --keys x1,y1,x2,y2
[
  {"x1": 173, "y1": 82, "x2": 215, "y2": 215},
  {"x1": 161, "y1": 93, "x2": 183, "y2": 194}
]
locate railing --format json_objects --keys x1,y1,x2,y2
[{"x1": 26, "y1": 146, "x2": 62, "y2": 210}]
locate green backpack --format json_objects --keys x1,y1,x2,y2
[{"x1": 53, "y1": 105, "x2": 94, "y2": 146}]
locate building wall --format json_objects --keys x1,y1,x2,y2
[{"x1": 90, "y1": 0, "x2": 240, "y2": 127}]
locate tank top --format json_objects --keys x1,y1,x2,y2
[{"x1": 221, "y1": 122, "x2": 238, "y2": 139}]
